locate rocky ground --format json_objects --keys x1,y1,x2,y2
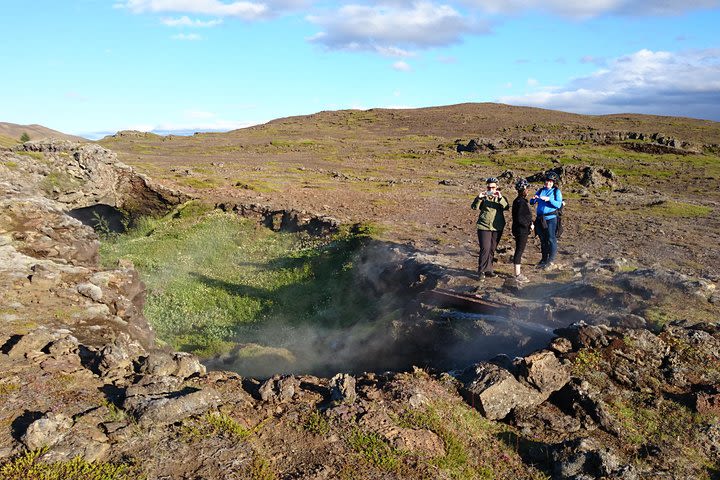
[{"x1": 1, "y1": 105, "x2": 719, "y2": 479}]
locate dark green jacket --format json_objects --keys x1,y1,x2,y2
[{"x1": 471, "y1": 194, "x2": 509, "y2": 231}]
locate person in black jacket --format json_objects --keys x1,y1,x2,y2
[{"x1": 511, "y1": 178, "x2": 533, "y2": 283}]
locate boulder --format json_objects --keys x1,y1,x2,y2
[
  {"x1": 6, "y1": 327, "x2": 62, "y2": 359},
  {"x1": 330, "y1": 373, "x2": 357, "y2": 404},
  {"x1": 259, "y1": 375, "x2": 300, "y2": 403},
  {"x1": 517, "y1": 350, "x2": 570, "y2": 398},
  {"x1": 126, "y1": 388, "x2": 221, "y2": 426},
  {"x1": 137, "y1": 352, "x2": 206, "y2": 379},
  {"x1": 96, "y1": 333, "x2": 146, "y2": 379},
  {"x1": 22, "y1": 412, "x2": 74, "y2": 450},
  {"x1": 462, "y1": 363, "x2": 542, "y2": 420},
  {"x1": 552, "y1": 437, "x2": 637, "y2": 479}
]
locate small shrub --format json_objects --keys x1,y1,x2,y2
[
  {"x1": 303, "y1": 409, "x2": 330, "y2": 436},
  {"x1": 19, "y1": 132, "x2": 30, "y2": 142},
  {"x1": 572, "y1": 348, "x2": 603, "y2": 376},
  {"x1": 204, "y1": 412, "x2": 250, "y2": 439},
  {"x1": 250, "y1": 454, "x2": 277, "y2": 480},
  {"x1": 102, "y1": 401, "x2": 127, "y2": 423},
  {"x1": 0, "y1": 448, "x2": 139, "y2": 480},
  {"x1": 0, "y1": 383, "x2": 19, "y2": 396}
]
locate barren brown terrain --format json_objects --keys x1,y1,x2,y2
[{"x1": 1, "y1": 103, "x2": 719, "y2": 479}]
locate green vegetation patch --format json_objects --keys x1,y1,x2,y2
[
  {"x1": 0, "y1": 448, "x2": 139, "y2": 480},
  {"x1": 178, "y1": 177, "x2": 222, "y2": 189},
  {"x1": 348, "y1": 429, "x2": 403, "y2": 472},
  {"x1": 572, "y1": 348, "x2": 603, "y2": 376},
  {"x1": 15, "y1": 150, "x2": 45, "y2": 161},
  {"x1": 40, "y1": 170, "x2": 84, "y2": 195},
  {"x1": 303, "y1": 409, "x2": 331, "y2": 436},
  {"x1": 397, "y1": 400, "x2": 547, "y2": 479},
  {"x1": 0, "y1": 160, "x2": 18, "y2": 170},
  {"x1": 645, "y1": 200, "x2": 713, "y2": 218},
  {"x1": 100, "y1": 202, "x2": 387, "y2": 358},
  {"x1": 608, "y1": 392, "x2": 713, "y2": 477}
]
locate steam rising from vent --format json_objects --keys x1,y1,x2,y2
[{"x1": 203, "y1": 243, "x2": 555, "y2": 378}]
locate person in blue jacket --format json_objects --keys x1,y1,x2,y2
[{"x1": 530, "y1": 171, "x2": 563, "y2": 269}]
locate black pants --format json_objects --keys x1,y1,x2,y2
[
  {"x1": 477, "y1": 230, "x2": 500, "y2": 273},
  {"x1": 513, "y1": 232, "x2": 529, "y2": 265}
]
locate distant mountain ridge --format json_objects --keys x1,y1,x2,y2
[{"x1": 0, "y1": 122, "x2": 88, "y2": 145}]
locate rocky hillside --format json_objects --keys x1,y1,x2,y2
[{"x1": 1, "y1": 106, "x2": 719, "y2": 479}]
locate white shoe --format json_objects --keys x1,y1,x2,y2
[{"x1": 515, "y1": 274, "x2": 530, "y2": 283}]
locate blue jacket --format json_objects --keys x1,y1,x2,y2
[{"x1": 530, "y1": 187, "x2": 563, "y2": 219}]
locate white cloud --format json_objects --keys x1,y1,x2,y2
[
  {"x1": 461, "y1": 0, "x2": 720, "y2": 18},
  {"x1": 376, "y1": 46, "x2": 416, "y2": 58},
  {"x1": 172, "y1": 33, "x2": 202, "y2": 40},
  {"x1": 527, "y1": 77, "x2": 539, "y2": 86},
  {"x1": 392, "y1": 60, "x2": 412, "y2": 71},
  {"x1": 499, "y1": 48, "x2": 720, "y2": 120},
  {"x1": 580, "y1": 55, "x2": 605, "y2": 65},
  {"x1": 116, "y1": 0, "x2": 268, "y2": 20},
  {"x1": 119, "y1": 118, "x2": 261, "y2": 136},
  {"x1": 307, "y1": 1, "x2": 489, "y2": 54},
  {"x1": 161, "y1": 15, "x2": 223, "y2": 27}
]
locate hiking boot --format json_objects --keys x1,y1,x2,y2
[
  {"x1": 542, "y1": 262, "x2": 557, "y2": 271},
  {"x1": 515, "y1": 274, "x2": 530, "y2": 283},
  {"x1": 484, "y1": 271, "x2": 497, "y2": 278}
]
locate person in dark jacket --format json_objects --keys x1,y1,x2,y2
[
  {"x1": 471, "y1": 177, "x2": 509, "y2": 279},
  {"x1": 511, "y1": 178, "x2": 533, "y2": 283}
]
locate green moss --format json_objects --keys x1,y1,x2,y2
[
  {"x1": 178, "y1": 177, "x2": 221, "y2": 189},
  {"x1": 348, "y1": 429, "x2": 402, "y2": 472},
  {"x1": 646, "y1": 201, "x2": 713, "y2": 218}
]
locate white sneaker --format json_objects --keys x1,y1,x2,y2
[{"x1": 515, "y1": 274, "x2": 530, "y2": 283}]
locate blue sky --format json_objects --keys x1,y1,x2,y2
[{"x1": 1, "y1": 0, "x2": 719, "y2": 138}]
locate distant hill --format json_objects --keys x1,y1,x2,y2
[
  {"x1": 0, "y1": 122, "x2": 88, "y2": 147},
  {"x1": 235, "y1": 102, "x2": 720, "y2": 145}
]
